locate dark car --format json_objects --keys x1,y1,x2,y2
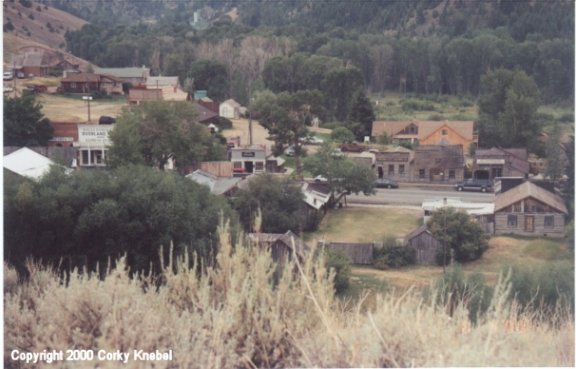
[
  {"x1": 374, "y1": 178, "x2": 399, "y2": 189},
  {"x1": 340, "y1": 142, "x2": 366, "y2": 152},
  {"x1": 99, "y1": 116, "x2": 116, "y2": 125},
  {"x1": 454, "y1": 179, "x2": 492, "y2": 192}
]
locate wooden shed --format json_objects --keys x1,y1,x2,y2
[
  {"x1": 405, "y1": 225, "x2": 442, "y2": 265},
  {"x1": 248, "y1": 231, "x2": 309, "y2": 263}
]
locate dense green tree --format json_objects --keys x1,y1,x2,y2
[
  {"x1": 189, "y1": 59, "x2": 229, "y2": 102},
  {"x1": 322, "y1": 67, "x2": 364, "y2": 122},
  {"x1": 4, "y1": 165, "x2": 235, "y2": 273},
  {"x1": 303, "y1": 143, "x2": 375, "y2": 196},
  {"x1": 108, "y1": 101, "x2": 225, "y2": 171},
  {"x1": 330, "y1": 127, "x2": 355, "y2": 144},
  {"x1": 347, "y1": 90, "x2": 375, "y2": 142},
  {"x1": 3, "y1": 94, "x2": 53, "y2": 146},
  {"x1": 427, "y1": 207, "x2": 488, "y2": 264},
  {"x1": 544, "y1": 123, "x2": 564, "y2": 184},
  {"x1": 477, "y1": 68, "x2": 541, "y2": 150},
  {"x1": 252, "y1": 90, "x2": 325, "y2": 177},
  {"x1": 233, "y1": 174, "x2": 312, "y2": 233}
]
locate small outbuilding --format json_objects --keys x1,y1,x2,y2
[{"x1": 404, "y1": 225, "x2": 442, "y2": 265}]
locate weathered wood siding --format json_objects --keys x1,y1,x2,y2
[
  {"x1": 494, "y1": 212, "x2": 565, "y2": 238},
  {"x1": 321, "y1": 242, "x2": 374, "y2": 264},
  {"x1": 406, "y1": 232, "x2": 442, "y2": 265}
]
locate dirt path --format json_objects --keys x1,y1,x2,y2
[{"x1": 222, "y1": 118, "x2": 275, "y2": 149}]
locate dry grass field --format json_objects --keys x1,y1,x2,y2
[
  {"x1": 4, "y1": 224, "x2": 574, "y2": 368},
  {"x1": 38, "y1": 93, "x2": 127, "y2": 122}
]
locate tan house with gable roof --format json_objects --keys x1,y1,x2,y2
[
  {"x1": 494, "y1": 181, "x2": 567, "y2": 238},
  {"x1": 372, "y1": 120, "x2": 477, "y2": 153}
]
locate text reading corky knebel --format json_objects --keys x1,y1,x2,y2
[{"x1": 10, "y1": 349, "x2": 174, "y2": 365}]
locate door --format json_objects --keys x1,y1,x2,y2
[
  {"x1": 377, "y1": 166, "x2": 383, "y2": 179},
  {"x1": 245, "y1": 161, "x2": 254, "y2": 173},
  {"x1": 525, "y1": 216, "x2": 534, "y2": 232}
]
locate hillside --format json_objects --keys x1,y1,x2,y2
[{"x1": 3, "y1": 0, "x2": 87, "y2": 50}]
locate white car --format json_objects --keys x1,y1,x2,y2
[{"x1": 3, "y1": 71, "x2": 14, "y2": 80}]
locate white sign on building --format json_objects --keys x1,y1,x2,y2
[{"x1": 75, "y1": 125, "x2": 114, "y2": 167}]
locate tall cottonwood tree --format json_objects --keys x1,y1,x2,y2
[
  {"x1": 252, "y1": 90, "x2": 324, "y2": 177},
  {"x1": 477, "y1": 68, "x2": 541, "y2": 150},
  {"x1": 108, "y1": 101, "x2": 225, "y2": 171}
]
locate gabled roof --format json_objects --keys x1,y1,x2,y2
[
  {"x1": 61, "y1": 73, "x2": 124, "y2": 83},
  {"x1": 248, "y1": 230, "x2": 309, "y2": 259},
  {"x1": 301, "y1": 182, "x2": 332, "y2": 210},
  {"x1": 194, "y1": 102, "x2": 218, "y2": 123},
  {"x1": 186, "y1": 169, "x2": 241, "y2": 195},
  {"x1": 494, "y1": 181, "x2": 568, "y2": 214},
  {"x1": 12, "y1": 52, "x2": 46, "y2": 68},
  {"x1": 3, "y1": 147, "x2": 58, "y2": 180},
  {"x1": 221, "y1": 99, "x2": 241, "y2": 108},
  {"x1": 371, "y1": 120, "x2": 474, "y2": 141},
  {"x1": 405, "y1": 224, "x2": 433, "y2": 242},
  {"x1": 146, "y1": 76, "x2": 179, "y2": 87},
  {"x1": 93, "y1": 67, "x2": 150, "y2": 79},
  {"x1": 475, "y1": 147, "x2": 529, "y2": 174}
]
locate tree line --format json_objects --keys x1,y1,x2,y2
[{"x1": 63, "y1": 1, "x2": 574, "y2": 104}]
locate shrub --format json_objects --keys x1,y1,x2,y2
[
  {"x1": 507, "y1": 262, "x2": 574, "y2": 314},
  {"x1": 3, "y1": 229, "x2": 574, "y2": 368},
  {"x1": 373, "y1": 237, "x2": 415, "y2": 269},
  {"x1": 324, "y1": 249, "x2": 351, "y2": 294},
  {"x1": 401, "y1": 99, "x2": 436, "y2": 112},
  {"x1": 214, "y1": 116, "x2": 233, "y2": 130}
]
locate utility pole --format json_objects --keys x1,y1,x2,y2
[{"x1": 82, "y1": 95, "x2": 93, "y2": 122}]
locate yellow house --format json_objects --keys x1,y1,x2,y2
[{"x1": 372, "y1": 120, "x2": 477, "y2": 153}]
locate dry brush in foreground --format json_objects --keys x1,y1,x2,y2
[{"x1": 4, "y1": 224, "x2": 574, "y2": 368}]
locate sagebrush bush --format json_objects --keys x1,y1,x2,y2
[{"x1": 4, "y1": 223, "x2": 574, "y2": 368}]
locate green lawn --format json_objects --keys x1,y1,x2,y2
[
  {"x1": 312, "y1": 207, "x2": 573, "y2": 292},
  {"x1": 306, "y1": 206, "x2": 422, "y2": 243}
]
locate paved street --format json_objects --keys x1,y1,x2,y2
[{"x1": 347, "y1": 186, "x2": 495, "y2": 206}]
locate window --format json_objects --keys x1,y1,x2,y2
[
  {"x1": 448, "y1": 170, "x2": 455, "y2": 179},
  {"x1": 441, "y1": 129, "x2": 448, "y2": 136},
  {"x1": 81, "y1": 150, "x2": 90, "y2": 165},
  {"x1": 233, "y1": 161, "x2": 242, "y2": 169},
  {"x1": 507, "y1": 215, "x2": 518, "y2": 228},
  {"x1": 544, "y1": 216, "x2": 554, "y2": 228},
  {"x1": 388, "y1": 164, "x2": 394, "y2": 175},
  {"x1": 399, "y1": 164, "x2": 405, "y2": 175},
  {"x1": 513, "y1": 202, "x2": 521, "y2": 212},
  {"x1": 419, "y1": 169, "x2": 425, "y2": 179},
  {"x1": 255, "y1": 161, "x2": 264, "y2": 171}
]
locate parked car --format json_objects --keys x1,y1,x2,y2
[
  {"x1": 99, "y1": 116, "x2": 116, "y2": 125},
  {"x1": 314, "y1": 175, "x2": 328, "y2": 183},
  {"x1": 3, "y1": 70, "x2": 13, "y2": 80},
  {"x1": 374, "y1": 178, "x2": 399, "y2": 189},
  {"x1": 454, "y1": 179, "x2": 492, "y2": 192},
  {"x1": 340, "y1": 142, "x2": 366, "y2": 152},
  {"x1": 331, "y1": 148, "x2": 344, "y2": 158},
  {"x1": 285, "y1": 146, "x2": 295, "y2": 157},
  {"x1": 300, "y1": 136, "x2": 324, "y2": 145}
]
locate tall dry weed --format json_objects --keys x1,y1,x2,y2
[{"x1": 4, "y1": 222, "x2": 574, "y2": 368}]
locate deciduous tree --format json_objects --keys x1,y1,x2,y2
[
  {"x1": 4, "y1": 165, "x2": 235, "y2": 273},
  {"x1": 427, "y1": 207, "x2": 488, "y2": 264},
  {"x1": 3, "y1": 94, "x2": 53, "y2": 146},
  {"x1": 477, "y1": 68, "x2": 540, "y2": 150},
  {"x1": 108, "y1": 101, "x2": 225, "y2": 171}
]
